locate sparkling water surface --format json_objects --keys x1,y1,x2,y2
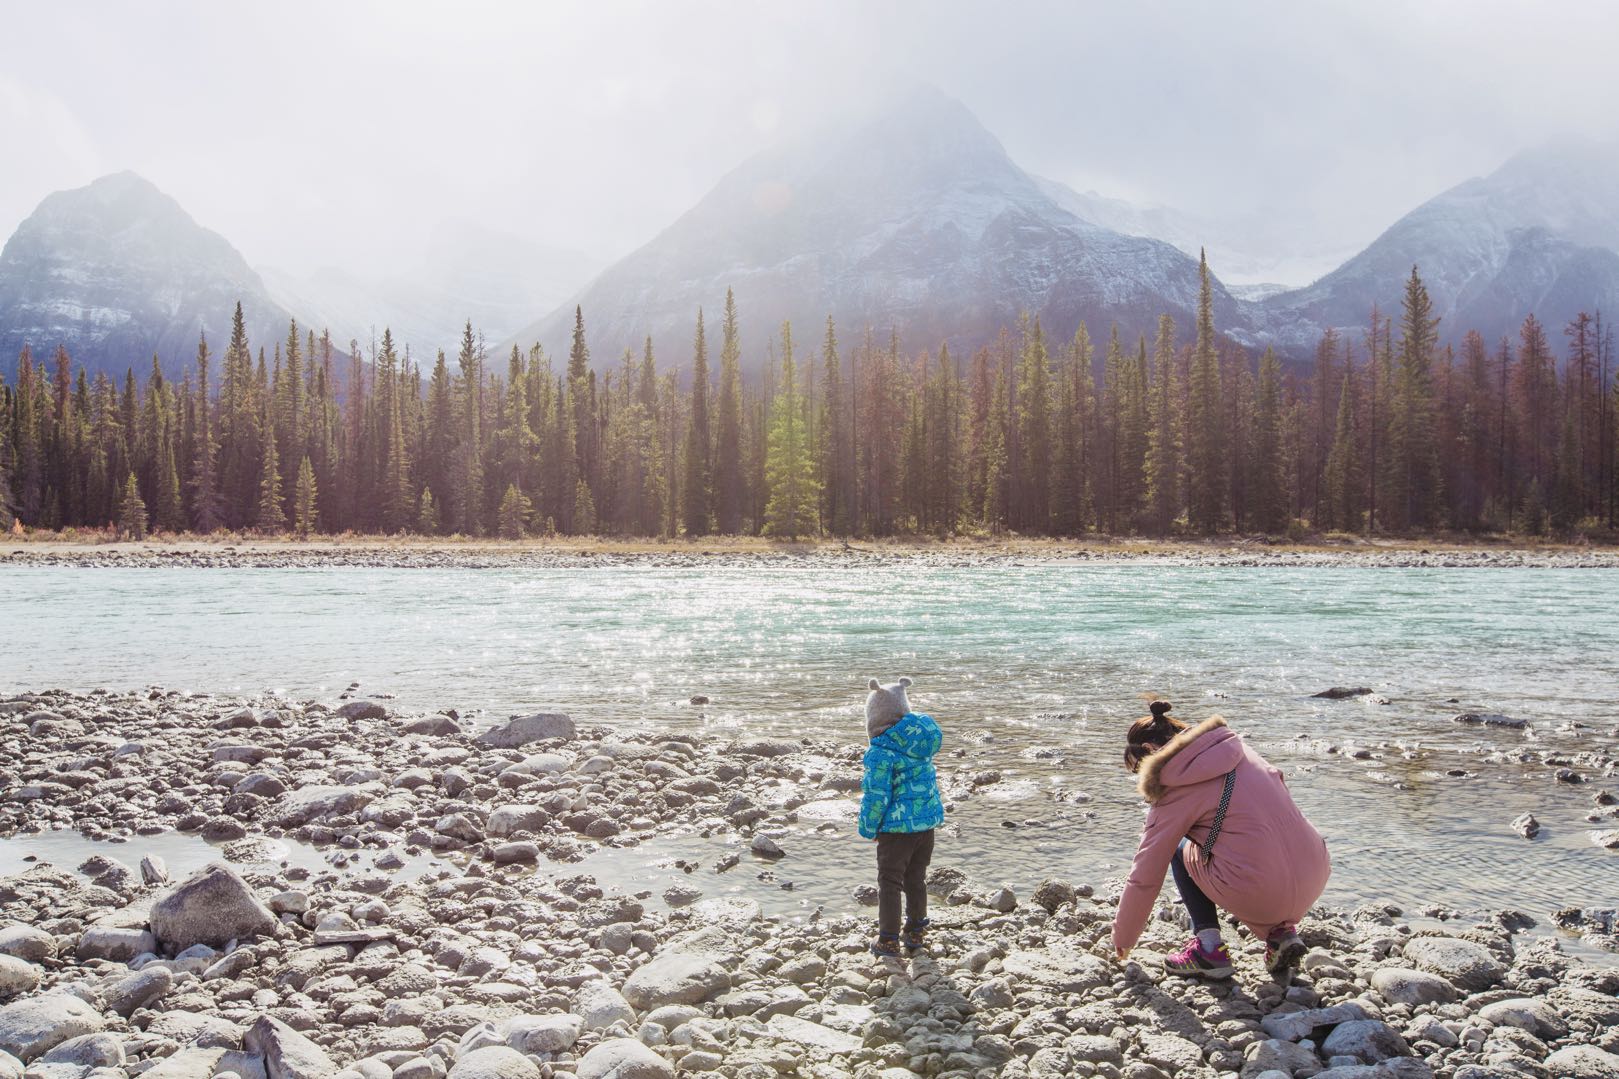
[{"x1": 4, "y1": 565, "x2": 1617, "y2": 943}]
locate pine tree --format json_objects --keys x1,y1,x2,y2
[
  {"x1": 1246, "y1": 346, "x2": 1285, "y2": 532},
  {"x1": 256, "y1": 394, "x2": 285, "y2": 533},
  {"x1": 1323, "y1": 366, "x2": 1363, "y2": 531},
  {"x1": 763, "y1": 322, "x2": 820, "y2": 539},
  {"x1": 572, "y1": 477, "x2": 597, "y2": 535},
  {"x1": 457, "y1": 321, "x2": 485, "y2": 535},
  {"x1": 380, "y1": 331, "x2": 413, "y2": 533},
  {"x1": 1185, "y1": 250, "x2": 1225, "y2": 533},
  {"x1": 417, "y1": 487, "x2": 441, "y2": 535},
  {"x1": 818, "y1": 316, "x2": 850, "y2": 535},
  {"x1": 981, "y1": 363, "x2": 1010, "y2": 533},
  {"x1": 714, "y1": 290, "x2": 744, "y2": 534},
  {"x1": 1391, "y1": 266, "x2": 1443, "y2": 530},
  {"x1": 1144, "y1": 315, "x2": 1180, "y2": 534},
  {"x1": 498, "y1": 482, "x2": 532, "y2": 539},
  {"x1": 567, "y1": 307, "x2": 594, "y2": 497},
  {"x1": 118, "y1": 472, "x2": 147, "y2": 541},
  {"x1": 682, "y1": 308, "x2": 711, "y2": 536},
  {"x1": 294, "y1": 455, "x2": 318, "y2": 536},
  {"x1": 188, "y1": 334, "x2": 223, "y2": 533},
  {"x1": 1016, "y1": 317, "x2": 1053, "y2": 532}
]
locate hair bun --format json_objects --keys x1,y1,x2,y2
[{"x1": 1149, "y1": 700, "x2": 1172, "y2": 718}]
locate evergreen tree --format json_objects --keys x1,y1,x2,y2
[
  {"x1": 499, "y1": 482, "x2": 532, "y2": 539},
  {"x1": 380, "y1": 330, "x2": 413, "y2": 533},
  {"x1": 417, "y1": 488, "x2": 441, "y2": 535},
  {"x1": 1391, "y1": 266, "x2": 1443, "y2": 529},
  {"x1": 567, "y1": 307, "x2": 594, "y2": 496},
  {"x1": 818, "y1": 316, "x2": 850, "y2": 535},
  {"x1": 763, "y1": 322, "x2": 820, "y2": 539},
  {"x1": 1016, "y1": 317, "x2": 1053, "y2": 531},
  {"x1": 118, "y1": 471, "x2": 147, "y2": 541},
  {"x1": 682, "y1": 309, "x2": 711, "y2": 535},
  {"x1": 456, "y1": 321, "x2": 485, "y2": 534},
  {"x1": 714, "y1": 289, "x2": 744, "y2": 534},
  {"x1": 188, "y1": 333, "x2": 224, "y2": 533},
  {"x1": 256, "y1": 394, "x2": 285, "y2": 533},
  {"x1": 572, "y1": 477, "x2": 597, "y2": 535},
  {"x1": 1249, "y1": 347, "x2": 1286, "y2": 532},
  {"x1": 1144, "y1": 315, "x2": 1180, "y2": 534},
  {"x1": 1323, "y1": 366, "x2": 1363, "y2": 531},
  {"x1": 294, "y1": 455, "x2": 318, "y2": 536},
  {"x1": 1185, "y1": 250, "x2": 1225, "y2": 533}
]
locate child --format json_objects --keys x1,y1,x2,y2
[{"x1": 857, "y1": 676, "x2": 944, "y2": 958}]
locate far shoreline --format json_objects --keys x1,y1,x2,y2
[{"x1": 4, "y1": 530, "x2": 1619, "y2": 568}]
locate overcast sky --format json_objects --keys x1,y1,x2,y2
[{"x1": 5, "y1": 0, "x2": 1617, "y2": 286}]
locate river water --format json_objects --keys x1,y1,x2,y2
[{"x1": 3, "y1": 565, "x2": 1616, "y2": 940}]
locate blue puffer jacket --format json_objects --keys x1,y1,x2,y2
[{"x1": 858, "y1": 712, "x2": 944, "y2": 839}]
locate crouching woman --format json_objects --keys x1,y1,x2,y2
[{"x1": 1111, "y1": 701, "x2": 1330, "y2": 980}]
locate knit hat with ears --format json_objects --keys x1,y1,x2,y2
[{"x1": 865, "y1": 677, "x2": 913, "y2": 739}]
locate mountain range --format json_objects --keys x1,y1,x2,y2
[{"x1": 4, "y1": 92, "x2": 1618, "y2": 383}]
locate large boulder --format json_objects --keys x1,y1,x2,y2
[
  {"x1": 475, "y1": 713, "x2": 576, "y2": 748},
  {"x1": 502, "y1": 1014, "x2": 581, "y2": 1054},
  {"x1": 575, "y1": 1039, "x2": 673, "y2": 1079},
  {"x1": 446, "y1": 1047, "x2": 540, "y2": 1079},
  {"x1": 1320, "y1": 1020, "x2": 1410, "y2": 1064},
  {"x1": 574, "y1": 982, "x2": 636, "y2": 1030},
  {"x1": 102, "y1": 965, "x2": 174, "y2": 1017},
  {"x1": 337, "y1": 700, "x2": 388, "y2": 721},
  {"x1": 487, "y1": 805, "x2": 550, "y2": 838},
  {"x1": 621, "y1": 952, "x2": 730, "y2": 1010},
  {"x1": 1478, "y1": 998, "x2": 1568, "y2": 1041},
  {"x1": 244, "y1": 1015, "x2": 336, "y2": 1079},
  {"x1": 1370, "y1": 968, "x2": 1458, "y2": 1007},
  {"x1": 1544, "y1": 1046, "x2": 1619, "y2": 1079},
  {"x1": 150, "y1": 864, "x2": 277, "y2": 951},
  {"x1": 0, "y1": 957, "x2": 38, "y2": 998},
  {"x1": 1401, "y1": 937, "x2": 1504, "y2": 992},
  {"x1": 0, "y1": 994, "x2": 105, "y2": 1062},
  {"x1": 0, "y1": 928, "x2": 54, "y2": 964},
  {"x1": 273, "y1": 785, "x2": 378, "y2": 827},
  {"x1": 77, "y1": 925, "x2": 157, "y2": 962}
]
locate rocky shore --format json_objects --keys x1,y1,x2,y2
[
  {"x1": 2, "y1": 690, "x2": 1617, "y2": 1079},
  {"x1": 4, "y1": 540, "x2": 1619, "y2": 571}
]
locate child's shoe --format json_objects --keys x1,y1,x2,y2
[
  {"x1": 1163, "y1": 937, "x2": 1234, "y2": 979},
  {"x1": 902, "y1": 918, "x2": 930, "y2": 954},
  {"x1": 1265, "y1": 924, "x2": 1306, "y2": 979},
  {"x1": 870, "y1": 932, "x2": 901, "y2": 959}
]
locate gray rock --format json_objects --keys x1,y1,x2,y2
[
  {"x1": 337, "y1": 700, "x2": 389, "y2": 721},
  {"x1": 750, "y1": 835, "x2": 784, "y2": 859},
  {"x1": 0, "y1": 1050, "x2": 18, "y2": 1079},
  {"x1": 0, "y1": 928, "x2": 54, "y2": 964},
  {"x1": 445, "y1": 1047, "x2": 539, "y2": 1079},
  {"x1": 102, "y1": 965, "x2": 173, "y2": 1017},
  {"x1": 150, "y1": 864, "x2": 277, "y2": 950},
  {"x1": 244, "y1": 1015, "x2": 337, "y2": 1079},
  {"x1": 1401, "y1": 937, "x2": 1505, "y2": 992},
  {"x1": 1031, "y1": 878, "x2": 1078, "y2": 912},
  {"x1": 76, "y1": 925, "x2": 157, "y2": 962},
  {"x1": 1243, "y1": 1039, "x2": 1322, "y2": 1079},
  {"x1": 621, "y1": 952, "x2": 730, "y2": 1010},
  {"x1": 491, "y1": 842, "x2": 539, "y2": 865},
  {"x1": 1321, "y1": 1020, "x2": 1410, "y2": 1064},
  {"x1": 1477, "y1": 999, "x2": 1568, "y2": 1041},
  {"x1": 1261, "y1": 1003, "x2": 1371, "y2": 1041},
  {"x1": 39, "y1": 1034, "x2": 124, "y2": 1069},
  {"x1": 486, "y1": 805, "x2": 550, "y2": 837},
  {"x1": 502, "y1": 1014, "x2": 580, "y2": 1054},
  {"x1": 0, "y1": 957, "x2": 39, "y2": 998},
  {"x1": 140, "y1": 1049, "x2": 228, "y2": 1079},
  {"x1": 574, "y1": 1039, "x2": 673, "y2": 1079},
  {"x1": 1544, "y1": 1046, "x2": 1619, "y2": 1079},
  {"x1": 0, "y1": 994, "x2": 105, "y2": 1063},
  {"x1": 575, "y1": 981, "x2": 636, "y2": 1031},
  {"x1": 1510, "y1": 813, "x2": 1540, "y2": 839},
  {"x1": 273, "y1": 785, "x2": 377, "y2": 827},
  {"x1": 475, "y1": 713, "x2": 576, "y2": 749},
  {"x1": 1370, "y1": 968, "x2": 1458, "y2": 1006}
]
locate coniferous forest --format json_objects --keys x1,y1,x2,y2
[{"x1": 2, "y1": 256, "x2": 1615, "y2": 542}]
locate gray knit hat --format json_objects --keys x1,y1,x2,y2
[{"x1": 865, "y1": 677, "x2": 913, "y2": 739}]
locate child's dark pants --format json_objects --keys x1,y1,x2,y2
[
  {"x1": 1171, "y1": 839, "x2": 1220, "y2": 932},
  {"x1": 876, "y1": 829, "x2": 935, "y2": 937}
]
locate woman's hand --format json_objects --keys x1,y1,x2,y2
[{"x1": 1115, "y1": 947, "x2": 1131, "y2": 962}]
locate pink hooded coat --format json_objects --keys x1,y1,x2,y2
[{"x1": 1112, "y1": 717, "x2": 1330, "y2": 954}]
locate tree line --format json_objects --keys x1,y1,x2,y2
[{"x1": 1, "y1": 256, "x2": 1615, "y2": 541}]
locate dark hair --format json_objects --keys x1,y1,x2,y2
[{"x1": 1123, "y1": 700, "x2": 1186, "y2": 773}]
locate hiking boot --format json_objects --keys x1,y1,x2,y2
[
  {"x1": 870, "y1": 932, "x2": 901, "y2": 959},
  {"x1": 902, "y1": 918, "x2": 930, "y2": 954},
  {"x1": 1265, "y1": 924, "x2": 1306, "y2": 978},
  {"x1": 1163, "y1": 937, "x2": 1234, "y2": 979}
]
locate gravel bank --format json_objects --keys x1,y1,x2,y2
[{"x1": 1, "y1": 689, "x2": 1616, "y2": 1079}]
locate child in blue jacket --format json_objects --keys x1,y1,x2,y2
[{"x1": 858, "y1": 676, "x2": 944, "y2": 957}]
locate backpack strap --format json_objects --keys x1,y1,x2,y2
[{"x1": 1199, "y1": 768, "x2": 1237, "y2": 861}]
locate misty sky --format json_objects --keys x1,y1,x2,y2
[{"x1": 6, "y1": 0, "x2": 1618, "y2": 287}]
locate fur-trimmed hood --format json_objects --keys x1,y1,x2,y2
[{"x1": 1136, "y1": 716, "x2": 1242, "y2": 803}]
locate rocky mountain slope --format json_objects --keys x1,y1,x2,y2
[{"x1": 0, "y1": 173, "x2": 295, "y2": 381}]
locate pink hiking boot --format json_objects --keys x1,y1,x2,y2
[{"x1": 1163, "y1": 937, "x2": 1234, "y2": 979}]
